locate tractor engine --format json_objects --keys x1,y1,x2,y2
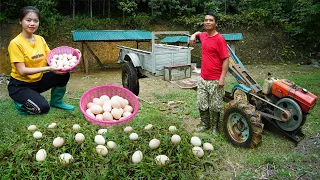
[{"x1": 262, "y1": 78, "x2": 318, "y2": 114}]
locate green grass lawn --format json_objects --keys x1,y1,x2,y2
[{"x1": 0, "y1": 65, "x2": 319, "y2": 179}]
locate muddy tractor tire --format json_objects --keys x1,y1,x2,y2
[
  {"x1": 223, "y1": 100, "x2": 264, "y2": 148},
  {"x1": 122, "y1": 61, "x2": 140, "y2": 96}
]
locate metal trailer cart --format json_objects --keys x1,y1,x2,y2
[{"x1": 117, "y1": 31, "x2": 193, "y2": 96}]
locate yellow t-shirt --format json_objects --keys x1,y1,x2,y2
[{"x1": 8, "y1": 33, "x2": 50, "y2": 82}]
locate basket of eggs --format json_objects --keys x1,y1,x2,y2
[
  {"x1": 79, "y1": 85, "x2": 140, "y2": 126},
  {"x1": 47, "y1": 46, "x2": 81, "y2": 72}
]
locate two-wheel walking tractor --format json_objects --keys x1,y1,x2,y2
[{"x1": 223, "y1": 45, "x2": 318, "y2": 148}]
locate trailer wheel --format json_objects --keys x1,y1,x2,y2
[
  {"x1": 122, "y1": 61, "x2": 140, "y2": 96},
  {"x1": 223, "y1": 100, "x2": 264, "y2": 148}
]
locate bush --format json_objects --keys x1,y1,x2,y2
[{"x1": 132, "y1": 13, "x2": 151, "y2": 29}]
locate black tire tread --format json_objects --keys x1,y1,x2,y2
[{"x1": 223, "y1": 100, "x2": 264, "y2": 148}]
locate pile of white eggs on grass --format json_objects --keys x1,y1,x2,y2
[
  {"x1": 85, "y1": 94, "x2": 134, "y2": 121},
  {"x1": 49, "y1": 53, "x2": 78, "y2": 70}
]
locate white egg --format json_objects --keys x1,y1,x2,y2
[
  {"x1": 53, "y1": 137, "x2": 64, "y2": 148},
  {"x1": 144, "y1": 124, "x2": 153, "y2": 130},
  {"x1": 111, "y1": 95, "x2": 120, "y2": 101},
  {"x1": 75, "y1": 133, "x2": 85, "y2": 143},
  {"x1": 56, "y1": 60, "x2": 63, "y2": 66},
  {"x1": 155, "y1": 155, "x2": 170, "y2": 166},
  {"x1": 171, "y1": 134, "x2": 181, "y2": 145},
  {"x1": 94, "y1": 98, "x2": 104, "y2": 106},
  {"x1": 87, "y1": 102, "x2": 95, "y2": 109},
  {"x1": 51, "y1": 58, "x2": 56, "y2": 63},
  {"x1": 86, "y1": 108, "x2": 92, "y2": 114},
  {"x1": 102, "y1": 112, "x2": 113, "y2": 121},
  {"x1": 100, "y1": 95, "x2": 110, "y2": 101},
  {"x1": 36, "y1": 149, "x2": 47, "y2": 162},
  {"x1": 90, "y1": 105, "x2": 103, "y2": 115},
  {"x1": 94, "y1": 135, "x2": 105, "y2": 145},
  {"x1": 132, "y1": 150, "x2": 143, "y2": 163},
  {"x1": 191, "y1": 136, "x2": 202, "y2": 147},
  {"x1": 118, "y1": 108, "x2": 124, "y2": 115},
  {"x1": 69, "y1": 62, "x2": 76, "y2": 67},
  {"x1": 111, "y1": 108, "x2": 122, "y2": 120},
  {"x1": 203, "y1": 143, "x2": 214, "y2": 151},
  {"x1": 72, "y1": 55, "x2": 77, "y2": 60},
  {"x1": 192, "y1": 146, "x2": 204, "y2": 158},
  {"x1": 95, "y1": 114, "x2": 103, "y2": 120},
  {"x1": 110, "y1": 99, "x2": 122, "y2": 109},
  {"x1": 87, "y1": 112, "x2": 95, "y2": 118},
  {"x1": 58, "y1": 54, "x2": 64, "y2": 59},
  {"x1": 63, "y1": 53, "x2": 68, "y2": 58},
  {"x1": 63, "y1": 60, "x2": 69, "y2": 66},
  {"x1": 149, "y1": 139, "x2": 160, "y2": 149},
  {"x1": 129, "y1": 133, "x2": 138, "y2": 140},
  {"x1": 168, "y1": 126, "x2": 177, "y2": 132},
  {"x1": 96, "y1": 145, "x2": 108, "y2": 156},
  {"x1": 48, "y1": 122, "x2": 56, "y2": 129},
  {"x1": 51, "y1": 61, "x2": 57, "y2": 66},
  {"x1": 67, "y1": 53, "x2": 73, "y2": 59},
  {"x1": 73, "y1": 124, "x2": 81, "y2": 130},
  {"x1": 92, "y1": 98, "x2": 100, "y2": 104},
  {"x1": 71, "y1": 59, "x2": 77, "y2": 63},
  {"x1": 124, "y1": 126, "x2": 133, "y2": 132},
  {"x1": 106, "y1": 141, "x2": 116, "y2": 149},
  {"x1": 28, "y1": 125, "x2": 37, "y2": 131},
  {"x1": 33, "y1": 131, "x2": 42, "y2": 139},
  {"x1": 60, "y1": 153, "x2": 73, "y2": 164},
  {"x1": 122, "y1": 111, "x2": 132, "y2": 118},
  {"x1": 123, "y1": 105, "x2": 133, "y2": 113},
  {"x1": 123, "y1": 99, "x2": 129, "y2": 106},
  {"x1": 97, "y1": 129, "x2": 108, "y2": 135},
  {"x1": 102, "y1": 103, "x2": 112, "y2": 112},
  {"x1": 119, "y1": 98, "x2": 126, "y2": 108},
  {"x1": 53, "y1": 54, "x2": 59, "y2": 59}
]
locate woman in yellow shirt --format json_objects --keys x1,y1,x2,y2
[{"x1": 8, "y1": 6, "x2": 75, "y2": 114}]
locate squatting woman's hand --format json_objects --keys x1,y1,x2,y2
[{"x1": 48, "y1": 66, "x2": 67, "y2": 75}]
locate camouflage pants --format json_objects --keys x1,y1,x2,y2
[{"x1": 196, "y1": 78, "x2": 224, "y2": 112}]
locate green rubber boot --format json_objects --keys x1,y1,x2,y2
[
  {"x1": 196, "y1": 109, "x2": 211, "y2": 132},
  {"x1": 212, "y1": 111, "x2": 221, "y2": 136},
  {"x1": 14, "y1": 101, "x2": 30, "y2": 115},
  {"x1": 50, "y1": 86, "x2": 74, "y2": 110}
]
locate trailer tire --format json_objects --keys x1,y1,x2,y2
[
  {"x1": 122, "y1": 61, "x2": 140, "y2": 96},
  {"x1": 223, "y1": 100, "x2": 264, "y2": 148}
]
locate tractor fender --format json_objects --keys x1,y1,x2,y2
[
  {"x1": 124, "y1": 53, "x2": 141, "y2": 67},
  {"x1": 231, "y1": 84, "x2": 251, "y2": 97}
]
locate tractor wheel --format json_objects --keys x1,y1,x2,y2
[
  {"x1": 223, "y1": 100, "x2": 264, "y2": 148},
  {"x1": 122, "y1": 61, "x2": 140, "y2": 96}
]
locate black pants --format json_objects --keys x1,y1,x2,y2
[{"x1": 8, "y1": 72, "x2": 70, "y2": 114}]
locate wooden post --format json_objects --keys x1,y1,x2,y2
[{"x1": 80, "y1": 41, "x2": 88, "y2": 74}]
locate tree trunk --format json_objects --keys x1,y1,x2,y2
[
  {"x1": 103, "y1": 0, "x2": 105, "y2": 17},
  {"x1": 90, "y1": 0, "x2": 93, "y2": 18},
  {"x1": 108, "y1": 0, "x2": 111, "y2": 18},
  {"x1": 73, "y1": 0, "x2": 75, "y2": 20}
]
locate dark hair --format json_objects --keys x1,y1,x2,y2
[
  {"x1": 205, "y1": 12, "x2": 218, "y2": 22},
  {"x1": 19, "y1": 6, "x2": 40, "y2": 21}
]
